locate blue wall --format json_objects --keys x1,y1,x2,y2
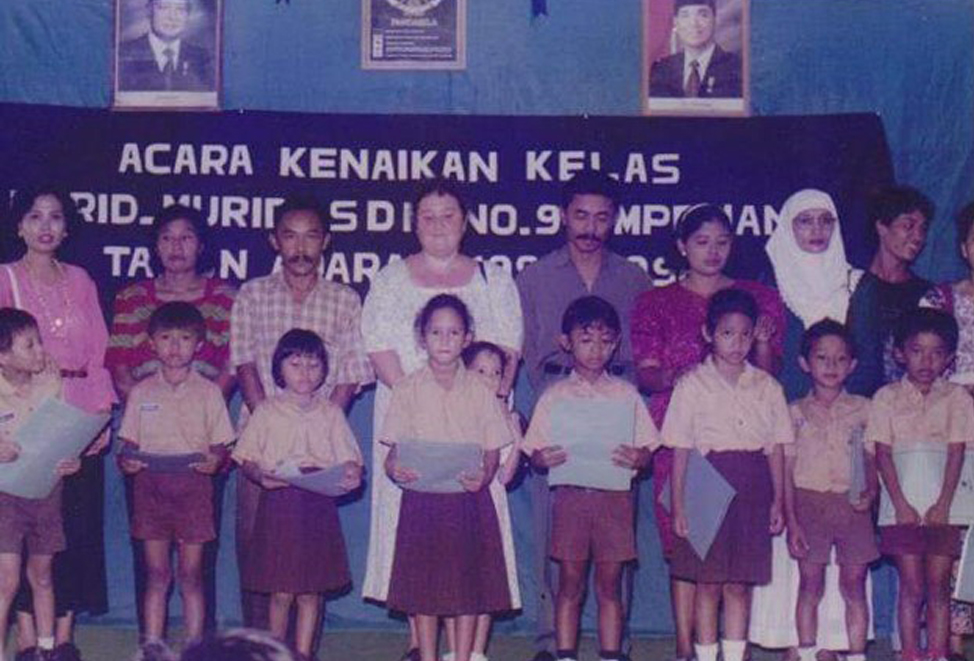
[{"x1": 2, "y1": 0, "x2": 973, "y2": 636}]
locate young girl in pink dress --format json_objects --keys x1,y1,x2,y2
[{"x1": 381, "y1": 295, "x2": 513, "y2": 661}]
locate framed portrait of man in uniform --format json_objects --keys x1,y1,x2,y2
[
  {"x1": 113, "y1": 0, "x2": 221, "y2": 110},
  {"x1": 643, "y1": 0, "x2": 749, "y2": 116}
]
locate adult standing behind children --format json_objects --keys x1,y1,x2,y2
[
  {"x1": 361, "y1": 179, "x2": 522, "y2": 661},
  {"x1": 230, "y1": 197, "x2": 373, "y2": 629},
  {"x1": 630, "y1": 203, "x2": 783, "y2": 661},
  {"x1": 516, "y1": 170, "x2": 648, "y2": 661},
  {"x1": 0, "y1": 188, "x2": 115, "y2": 661}
]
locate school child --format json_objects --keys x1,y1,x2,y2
[
  {"x1": 663, "y1": 288, "x2": 793, "y2": 661},
  {"x1": 233, "y1": 328, "x2": 363, "y2": 658},
  {"x1": 784, "y1": 319, "x2": 878, "y2": 661},
  {"x1": 867, "y1": 308, "x2": 974, "y2": 661},
  {"x1": 381, "y1": 295, "x2": 513, "y2": 661},
  {"x1": 117, "y1": 302, "x2": 234, "y2": 648},
  {"x1": 439, "y1": 341, "x2": 524, "y2": 661},
  {"x1": 0, "y1": 308, "x2": 79, "y2": 661},
  {"x1": 523, "y1": 296, "x2": 659, "y2": 661}
]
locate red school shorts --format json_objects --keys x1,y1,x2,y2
[
  {"x1": 131, "y1": 472, "x2": 215, "y2": 544},
  {"x1": 550, "y1": 486, "x2": 636, "y2": 563},
  {"x1": 0, "y1": 483, "x2": 65, "y2": 555}
]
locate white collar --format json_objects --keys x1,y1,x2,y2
[
  {"x1": 148, "y1": 31, "x2": 182, "y2": 72},
  {"x1": 683, "y1": 43, "x2": 717, "y2": 87}
]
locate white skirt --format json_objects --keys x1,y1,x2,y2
[{"x1": 749, "y1": 534, "x2": 874, "y2": 651}]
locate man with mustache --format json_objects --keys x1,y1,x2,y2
[
  {"x1": 229, "y1": 197, "x2": 373, "y2": 631},
  {"x1": 516, "y1": 170, "x2": 649, "y2": 661}
]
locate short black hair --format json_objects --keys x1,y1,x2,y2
[
  {"x1": 868, "y1": 186, "x2": 934, "y2": 228},
  {"x1": 0, "y1": 308, "x2": 38, "y2": 353},
  {"x1": 151, "y1": 203, "x2": 213, "y2": 275},
  {"x1": 414, "y1": 293, "x2": 473, "y2": 337},
  {"x1": 561, "y1": 295, "x2": 621, "y2": 335},
  {"x1": 273, "y1": 196, "x2": 328, "y2": 235},
  {"x1": 705, "y1": 288, "x2": 758, "y2": 334},
  {"x1": 674, "y1": 0, "x2": 715, "y2": 13},
  {"x1": 147, "y1": 301, "x2": 206, "y2": 340},
  {"x1": 893, "y1": 307, "x2": 959, "y2": 354},
  {"x1": 181, "y1": 628, "x2": 297, "y2": 661},
  {"x1": 559, "y1": 169, "x2": 621, "y2": 211},
  {"x1": 956, "y1": 201, "x2": 974, "y2": 248},
  {"x1": 271, "y1": 329, "x2": 329, "y2": 390},
  {"x1": 413, "y1": 178, "x2": 469, "y2": 222},
  {"x1": 800, "y1": 318, "x2": 857, "y2": 359},
  {"x1": 675, "y1": 203, "x2": 733, "y2": 243},
  {"x1": 461, "y1": 341, "x2": 508, "y2": 373},
  {"x1": 6, "y1": 187, "x2": 79, "y2": 260}
]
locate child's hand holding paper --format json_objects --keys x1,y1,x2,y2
[
  {"x1": 55, "y1": 458, "x2": 81, "y2": 477},
  {"x1": 530, "y1": 445, "x2": 567, "y2": 470},
  {"x1": 0, "y1": 440, "x2": 20, "y2": 463},
  {"x1": 339, "y1": 461, "x2": 363, "y2": 491}
]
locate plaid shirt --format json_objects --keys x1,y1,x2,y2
[{"x1": 230, "y1": 272, "x2": 374, "y2": 399}]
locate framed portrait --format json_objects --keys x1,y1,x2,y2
[
  {"x1": 113, "y1": 0, "x2": 221, "y2": 110},
  {"x1": 362, "y1": 0, "x2": 467, "y2": 71},
  {"x1": 643, "y1": 0, "x2": 749, "y2": 116}
]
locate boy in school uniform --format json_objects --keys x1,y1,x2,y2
[
  {"x1": 867, "y1": 308, "x2": 974, "y2": 661},
  {"x1": 523, "y1": 296, "x2": 659, "y2": 661},
  {"x1": 0, "y1": 308, "x2": 80, "y2": 661},
  {"x1": 118, "y1": 301, "x2": 234, "y2": 649},
  {"x1": 784, "y1": 319, "x2": 879, "y2": 661}
]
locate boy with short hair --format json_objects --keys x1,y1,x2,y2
[
  {"x1": 785, "y1": 319, "x2": 879, "y2": 661},
  {"x1": 523, "y1": 295, "x2": 659, "y2": 661},
  {"x1": 118, "y1": 301, "x2": 234, "y2": 649},
  {"x1": 868, "y1": 308, "x2": 974, "y2": 661},
  {"x1": 0, "y1": 308, "x2": 79, "y2": 661}
]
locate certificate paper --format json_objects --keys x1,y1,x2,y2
[
  {"x1": 547, "y1": 398, "x2": 636, "y2": 492},
  {"x1": 878, "y1": 446, "x2": 974, "y2": 526},
  {"x1": 0, "y1": 398, "x2": 110, "y2": 499},
  {"x1": 955, "y1": 526, "x2": 974, "y2": 602},
  {"x1": 396, "y1": 440, "x2": 482, "y2": 494},
  {"x1": 274, "y1": 461, "x2": 351, "y2": 497},
  {"x1": 118, "y1": 447, "x2": 206, "y2": 474},
  {"x1": 659, "y1": 450, "x2": 737, "y2": 561}
]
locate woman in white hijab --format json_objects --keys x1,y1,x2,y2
[{"x1": 750, "y1": 189, "x2": 873, "y2": 659}]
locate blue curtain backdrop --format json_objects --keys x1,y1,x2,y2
[{"x1": 1, "y1": 0, "x2": 973, "y2": 637}]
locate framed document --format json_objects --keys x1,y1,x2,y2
[
  {"x1": 113, "y1": 0, "x2": 221, "y2": 110},
  {"x1": 362, "y1": 0, "x2": 467, "y2": 70},
  {"x1": 643, "y1": 0, "x2": 749, "y2": 116}
]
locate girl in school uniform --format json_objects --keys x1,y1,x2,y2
[
  {"x1": 233, "y1": 329, "x2": 364, "y2": 659},
  {"x1": 664, "y1": 288, "x2": 794, "y2": 661},
  {"x1": 381, "y1": 295, "x2": 513, "y2": 661}
]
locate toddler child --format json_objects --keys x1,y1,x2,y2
[
  {"x1": 233, "y1": 328, "x2": 363, "y2": 658},
  {"x1": 0, "y1": 308, "x2": 79, "y2": 661},
  {"x1": 524, "y1": 295, "x2": 659, "y2": 661},
  {"x1": 664, "y1": 288, "x2": 793, "y2": 661},
  {"x1": 868, "y1": 308, "x2": 974, "y2": 661},
  {"x1": 784, "y1": 319, "x2": 878, "y2": 661},
  {"x1": 117, "y1": 302, "x2": 234, "y2": 647}
]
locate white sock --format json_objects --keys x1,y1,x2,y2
[
  {"x1": 441, "y1": 654, "x2": 455, "y2": 661},
  {"x1": 846, "y1": 654, "x2": 866, "y2": 661},
  {"x1": 694, "y1": 642, "x2": 719, "y2": 661},
  {"x1": 720, "y1": 639, "x2": 747, "y2": 661},
  {"x1": 37, "y1": 637, "x2": 55, "y2": 651},
  {"x1": 797, "y1": 646, "x2": 819, "y2": 661},
  {"x1": 470, "y1": 654, "x2": 488, "y2": 661}
]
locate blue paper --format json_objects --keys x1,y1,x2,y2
[
  {"x1": 396, "y1": 440, "x2": 483, "y2": 494},
  {"x1": 118, "y1": 446, "x2": 206, "y2": 474},
  {"x1": 0, "y1": 397, "x2": 110, "y2": 499},
  {"x1": 547, "y1": 397, "x2": 636, "y2": 491},
  {"x1": 878, "y1": 446, "x2": 974, "y2": 526},
  {"x1": 659, "y1": 450, "x2": 737, "y2": 561},
  {"x1": 848, "y1": 425, "x2": 867, "y2": 504},
  {"x1": 274, "y1": 460, "x2": 351, "y2": 497}
]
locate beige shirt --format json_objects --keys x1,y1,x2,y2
[
  {"x1": 866, "y1": 377, "x2": 974, "y2": 451},
  {"x1": 522, "y1": 370, "x2": 659, "y2": 454},
  {"x1": 662, "y1": 357, "x2": 794, "y2": 455},
  {"x1": 380, "y1": 365, "x2": 511, "y2": 452},
  {"x1": 120, "y1": 371, "x2": 233, "y2": 454},
  {"x1": 787, "y1": 391, "x2": 870, "y2": 493},
  {"x1": 0, "y1": 370, "x2": 62, "y2": 443},
  {"x1": 233, "y1": 394, "x2": 362, "y2": 471}
]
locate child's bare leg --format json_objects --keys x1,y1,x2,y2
[
  {"x1": 415, "y1": 614, "x2": 439, "y2": 661},
  {"x1": 143, "y1": 539, "x2": 173, "y2": 641},
  {"x1": 694, "y1": 582, "x2": 721, "y2": 645},
  {"x1": 925, "y1": 554, "x2": 955, "y2": 656},
  {"x1": 54, "y1": 612, "x2": 73, "y2": 646},
  {"x1": 472, "y1": 614, "x2": 490, "y2": 655},
  {"x1": 409, "y1": 614, "x2": 421, "y2": 651},
  {"x1": 0, "y1": 554, "x2": 21, "y2": 661},
  {"x1": 444, "y1": 616, "x2": 456, "y2": 655},
  {"x1": 671, "y1": 577, "x2": 696, "y2": 658},
  {"x1": 453, "y1": 614, "x2": 476, "y2": 661},
  {"x1": 15, "y1": 613, "x2": 35, "y2": 651},
  {"x1": 294, "y1": 593, "x2": 321, "y2": 656},
  {"x1": 838, "y1": 563, "x2": 869, "y2": 654},
  {"x1": 24, "y1": 554, "x2": 54, "y2": 644},
  {"x1": 555, "y1": 560, "x2": 587, "y2": 652},
  {"x1": 176, "y1": 542, "x2": 205, "y2": 642},
  {"x1": 594, "y1": 561, "x2": 624, "y2": 653},
  {"x1": 268, "y1": 592, "x2": 294, "y2": 641},
  {"x1": 720, "y1": 582, "x2": 751, "y2": 640},
  {"x1": 894, "y1": 555, "x2": 925, "y2": 658},
  {"x1": 796, "y1": 561, "x2": 826, "y2": 647}
]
